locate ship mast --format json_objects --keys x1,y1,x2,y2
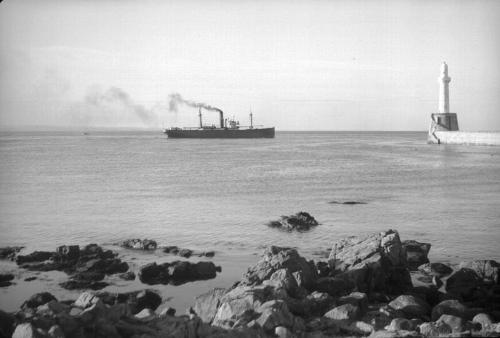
[{"x1": 249, "y1": 110, "x2": 253, "y2": 129}]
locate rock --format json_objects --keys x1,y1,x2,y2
[
  {"x1": 256, "y1": 300, "x2": 295, "y2": 332},
  {"x1": 306, "y1": 291, "x2": 335, "y2": 316},
  {"x1": 60, "y1": 279, "x2": 108, "y2": 290},
  {"x1": 329, "y1": 201, "x2": 367, "y2": 205},
  {"x1": 241, "y1": 246, "x2": 317, "y2": 290},
  {"x1": 445, "y1": 268, "x2": 483, "y2": 300},
  {"x1": 267, "y1": 211, "x2": 319, "y2": 231},
  {"x1": 339, "y1": 320, "x2": 375, "y2": 335},
  {"x1": 384, "y1": 318, "x2": 414, "y2": 331},
  {"x1": 388, "y1": 295, "x2": 430, "y2": 320},
  {"x1": 55, "y1": 245, "x2": 80, "y2": 261},
  {"x1": 314, "y1": 277, "x2": 354, "y2": 297},
  {"x1": 418, "y1": 262, "x2": 453, "y2": 277},
  {"x1": 324, "y1": 303, "x2": 361, "y2": 321},
  {"x1": 134, "y1": 308, "x2": 156, "y2": 321},
  {"x1": 163, "y1": 246, "x2": 180, "y2": 254},
  {"x1": 431, "y1": 299, "x2": 468, "y2": 321},
  {"x1": 459, "y1": 260, "x2": 500, "y2": 284},
  {"x1": 84, "y1": 258, "x2": 129, "y2": 274},
  {"x1": 74, "y1": 292, "x2": 101, "y2": 308},
  {"x1": 362, "y1": 311, "x2": 393, "y2": 330},
  {"x1": 193, "y1": 288, "x2": 226, "y2": 323},
  {"x1": 0, "y1": 246, "x2": 24, "y2": 260},
  {"x1": 159, "y1": 307, "x2": 176, "y2": 317},
  {"x1": 268, "y1": 268, "x2": 298, "y2": 295},
  {"x1": 178, "y1": 249, "x2": 193, "y2": 258},
  {"x1": 338, "y1": 292, "x2": 368, "y2": 313},
  {"x1": 275, "y1": 326, "x2": 293, "y2": 338},
  {"x1": 199, "y1": 251, "x2": 215, "y2": 258},
  {"x1": 436, "y1": 314, "x2": 468, "y2": 333},
  {"x1": 0, "y1": 273, "x2": 14, "y2": 287},
  {"x1": 24, "y1": 277, "x2": 37, "y2": 282},
  {"x1": 472, "y1": 313, "x2": 493, "y2": 329},
  {"x1": 47, "y1": 325, "x2": 64, "y2": 338},
  {"x1": 138, "y1": 260, "x2": 219, "y2": 285},
  {"x1": 432, "y1": 276, "x2": 443, "y2": 288},
  {"x1": 22, "y1": 292, "x2": 57, "y2": 310},
  {"x1": 16, "y1": 251, "x2": 53, "y2": 264},
  {"x1": 0, "y1": 310, "x2": 15, "y2": 338},
  {"x1": 418, "y1": 321, "x2": 452, "y2": 336},
  {"x1": 121, "y1": 239, "x2": 157, "y2": 251},
  {"x1": 134, "y1": 290, "x2": 162, "y2": 314},
  {"x1": 12, "y1": 323, "x2": 37, "y2": 338},
  {"x1": 369, "y1": 329, "x2": 420, "y2": 338},
  {"x1": 328, "y1": 230, "x2": 412, "y2": 295},
  {"x1": 402, "y1": 240, "x2": 431, "y2": 271},
  {"x1": 118, "y1": 271, "x2": 135, "y2": 280}
]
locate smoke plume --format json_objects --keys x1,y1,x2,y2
[{"x1": 168, "y1": 93, "x2": 223, "y2": 113}]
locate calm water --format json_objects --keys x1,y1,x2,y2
[{"x1": 1, "y1": 130, "x2": 500, "y2": 311}]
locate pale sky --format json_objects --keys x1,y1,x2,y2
[{"x1": 1, "y1": 0, "x2": 499, "y2": 131}]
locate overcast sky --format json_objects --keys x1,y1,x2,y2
[{"x1": 1, "y1": 0, "x2": 499, "y2": 131}]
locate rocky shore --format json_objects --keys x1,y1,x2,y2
[{"x1": 1, "y1": 229, "x2": 500, "y2": 337}]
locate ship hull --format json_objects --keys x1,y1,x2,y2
[{"x1": 165, "y1": 127, "x2": 275, "y2": 138}]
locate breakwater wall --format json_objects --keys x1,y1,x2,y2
[{"x1": 428, "y1": 131, "x2": 500, "y2": 146}]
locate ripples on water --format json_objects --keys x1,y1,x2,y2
[{"x1": 1, "y1": 130, "x2": 499, "y2": 310}]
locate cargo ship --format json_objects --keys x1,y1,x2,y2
[{"x1": 164, "y1": 108, "x2": 275, "y2": 138}]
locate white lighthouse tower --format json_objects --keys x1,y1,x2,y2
[{"x1": 428, "y1": 62, "x2": 459, "y2": 143}]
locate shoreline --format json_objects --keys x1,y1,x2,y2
[{"x1": 1, "y1": 229, "x2": 499, "y2": 337}]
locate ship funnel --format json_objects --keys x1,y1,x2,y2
[{"x1": 217, "y1": 109, "x2": 224, "y2": 128}]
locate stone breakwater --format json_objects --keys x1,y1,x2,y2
[{"x1": 1, "y1": 229, "x2": 500, "y2": 337}]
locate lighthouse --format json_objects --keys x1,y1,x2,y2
[{"x1": 438, "y1": 62, "x2": 451, "y2": 114}]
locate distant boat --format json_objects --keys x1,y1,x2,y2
[
  {"x1": 164, "y1": 108, "x2": 275, "y2": 139},
  {"x1": 83, "y1": 132, "x2": 90, "y2": 136}
]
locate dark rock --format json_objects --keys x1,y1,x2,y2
[
  {"x1": 55, "y1": 245, "x2": 80, "y2": 261},
  {"x1": 316, "y1": 261, "x2": 330, "y2": 277},
  {"x1": 119, "y1": 271, "x2": 136, "y2": 280},
  {"x1": 138, "y1": 260, "x2": 219, "y2": 285},
  {"x1": 16, "y1": 251, "x2": 53, "y2": 265},
  {"x1": 24, "y1": 276, "x2": 37, "y2": 282},
  {"x1": 267, "y1": 211, "x2": 319, "y2": 231},
  {"x1": 0, "y1": 274, "x2": 14, "y2": 287},
  {"x1": 121, "y1": 239, "x2": 158, "y2": 251},
  {"x1": 134, "y1": 290, "x2": 162, "y2": 314},
  {"x1": 241, "y1": 246, "x2": 318, "y2": 290},
  {"x1": 328, "y1": 230, "x2": 412, "y2": 295},
  {"x1": 0, "y1": 310, "x2": 15, "y2": 338},
  {"x1": 193, "y1": 288, "x2": 226, "y2": 323},
  {"x1": 388, "y1": 295, "x2": 431, "y2": 320},
  {"x1": 459, "y1": 260, "x2": 500, "y2": 284},
  {"x1": 314, "y1": 277, "x2": 354, "y2": 297},
  {"x1": 72, "y1": 271, "x2": 105, "y2": 282},
  {"x1": 163, "y1": 246, "x2": 179, "y2": 254},
  {"x1": 418, "y1": 262, "x2": 453, "y2": 277},
  {"x1": 445, "y1": 268, "x2": 483, "y2": 300},
  {"x1": 85, "y1": 258, "x2": 129, "y2": 274},
  {"x1": 22, "y1": 292, "x2": 57, "y2": 310},
  {"x1": 178, "y1": 249, "x2": 193, "y2": 258},
  {"x1": 199, "y1": 251, "x2": 215, "y2": 258},
  {"x1": 60, "y1": 279, "x2": 109, "y2": 290},
  {"x1": 0, "y1": 246, "x2": 24, "y2": 260},
  {"x1": 402, "y1": 240, "x2": 431, "y2": 271},
  {"x1": 431, "y1": 299, "x2": 469, "y2": 321}
]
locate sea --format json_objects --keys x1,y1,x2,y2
[{"x1": 1, "y1": 130, "x2": 500, "y2": 312}]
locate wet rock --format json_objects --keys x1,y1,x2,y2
[
  {"x1": 402, "y1": 240, "x2": 431, "y2": 271},
  {"x1": 199, "y1": 251, "x2": 215, "y2": 258},
  {"x1": 328, "y1": 230, "x2": 411, "y2": 295},
  {"x1": 324, "y1": 303, "x2": 361, "y2": 321},
  {"x1": 178, "y1": 248, "x2": 193, "y2": 258},
  {"x1": 459, "y1": 260, "x2": 500, "y2": 284},
  {"x1": 241, "y1": 246, "x2": 317, "y2": 290},
  {"x1": 445, "y1": 268, "x2": 483, "y2": 300},
  {"x1": 22, "y1": 292, "x2": 57, "y2": 310},
  {"x1": 0, "y1": 273, "x2": 14, "y2": 287},
  {"x1": 138, "y1": 260, "x2": 219, "y2": 285},
  {"x1": 60, "y1": 279, "x2": 108, "y2": 290},
  {"x1": 55, "y1": 245, "x2": 80, "y2": 261},
  {"x1": 0, "y1": 246, "x2": 24, "y2": 260},
  {"x1": 84, "y1": 258, "x2": 129, "y2": 274},
  {"x1": 118, "y1": 271, "x2": 135, "y2": 280},
  {"x1": 16, "y1": 251, "x2": 53, "y2": 265},
  {"x1": 121, "y1": 239, "x2": 157, "y2": 251},
  {"x1": 267, "y1": 212, "x2": 319, "y2": 231},
  {"x1": 388, "y1": 295, "x2": 430, "y2": 320},
  {"x1": 193, "y1": 288, "x2": 226, "y2": 323},
  {"x1": 431, "y1": 299, "x2": 469, "y2": 321},
  {"x1": 24, "y1": 276, "x2": 37, "y2": 282},
  {"x1": 163, "y1": 246, "x2": 180, "y2": 254}
]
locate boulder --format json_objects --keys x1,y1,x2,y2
[
  {"x1": 431, "y1": 299, "x2": 468, "y2": 321},
  {"x1": 338, "y1": 292, "x2": 368, "y2": 313},
  {"x1": 402, "y1": 240, "x2": 431, "y2": 271},
  {"x1": 324, "y1": 303, "x2": 361, "y2": 321},
  {"x1": 55, "y1": 245, "x2": 80, "y2": 261},
  {"x1": 418, "y1": 262, "x2": 453, "y2": 277},
  {"x1": 138, "y1": 260, "x2": 219, "y2": 285},
  {"x1": 445, "y1": 268, "x2": 483, "y2": 300},
  {"x1": 388, "y1": 295, "x2": 430, "y2": 320},
  {"x1": 472, "y1": 313, "x2": 493, "y2": 329},
  {"x1": 435, "y1": 314, "x2": 469, "y2": 333},
  {"x1": 418, "y1": 321, "x2": 452, "y2": 336},
  {"x1": 193, "y1": 288, "x2": 226, "y2": 323},
  {"x1": 384, "y1": 318, "x2": 414, "y2": 331},
  {"x1": 0, "y1": 246, "x2": 24, "y2": 260},
  {"x1": 267, "y1": 212, "x2": 319, "y2": 231},
  {"x1": 163, "y1": 246, "x2": 180, "y2": 254},
  {"x1": 84, "y1": 258, "x2": 129, "y2": 274},
  {"x1": 121, "y1": 239, "x2": 157, "y2": 251},
  {"x1": 255, "y1": 300, "x2": 295, "y2": 332},
  {"x1": 134, "y1": 290, "x2": 162, "y2": 314},
  {"x1": 328, "y1": 230, "x2": 411, "y2": 295},
  {"x1": 241, "y1": 246, "x2": 318, "y2": 290},
  {"x1": 459, "y1": 260, "x2": 500, "y2": 284},
  {"x1": 16, "y1": 251, "x2": 53, "y2": 265},
  {"x1": 22, "y1": 292, "x2": 57, "y2": 310},
  {"x1": 305, "y1": 291, "x2": 335, "y2": 317},
  {"x1": 266, "y1": 268, "x2": 298, "y2": 296},
  {"x1": 12, "y1": 323, "x2": 37, "y2": 338},
  {"x1": 178, "y1": 249, "x2": 193, "y2": 258}
]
